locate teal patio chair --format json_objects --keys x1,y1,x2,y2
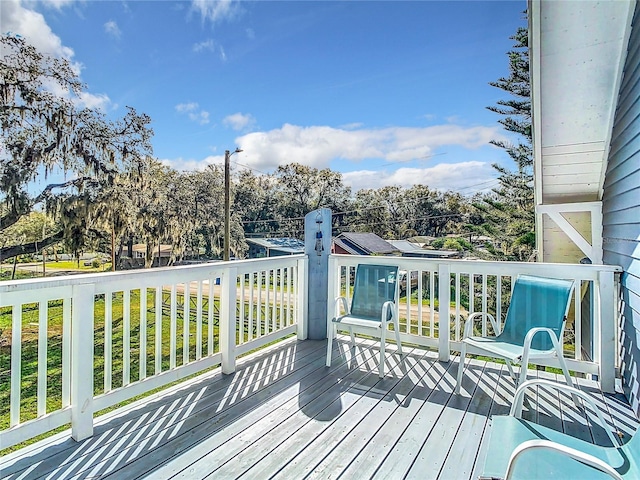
[
  {"x1": 325, "y1": 264, "x2": 402, "y2": 378},
  {"x1": 455, "y1": 274, "x2": 576, "y2": 395},
  {"x1": 480, "y1": 379, "x2": 636, "y2": 480}
]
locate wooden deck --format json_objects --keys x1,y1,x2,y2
[{"x1": 1, "y1": 337, "x2": 637, "y2": 480}]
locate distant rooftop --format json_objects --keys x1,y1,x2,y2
[
  {"x1": 333, "y1": 232, "x2": 398, "y2": 256},
  {"x1": 246, "y1": 237, "x2": 304, "y2": 254}
]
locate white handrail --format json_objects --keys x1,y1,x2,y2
[{"x1": 0, "y1": 255, "x2": 308, "y2": 450}]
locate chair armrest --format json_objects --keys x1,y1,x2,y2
[
  {"x1": 462, "y1": 311, "x2": 499, "y2": 339},
  {"x1": 511, "y1": 379, "x2": 622, "y2": 447},
  {"x1": 505, "y1": 439, "x2": 623, "y2": 480},
  {"x1": 380, "y1": 300, "x2": 396, "y2": 324},
  {"x1": 334, "y1": 296, "x2": 349, "y2": 319}
]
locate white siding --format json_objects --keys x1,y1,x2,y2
[{"x1": 604, "y1": 4, "x2": 640, "y2": 416}]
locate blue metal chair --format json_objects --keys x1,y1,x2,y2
[
  {"x1": 455, "y1": 274, "x2": 576, "y2": 394},
  {"x1": 480, "y1": 379, "x2": 635, "y2": 480},
  {"x1": 325, "y1": 264, "x2": 402, "y2": 377}
]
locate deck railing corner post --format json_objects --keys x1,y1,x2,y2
[
  {"x1": 221, "y1": 266, "x2": 238, "y2": 374},
  {"x1": 71, "y1": 282, "x2": 95, "y2": 442},
  {"x1": 597, "y1": 269, "x2": 616, "y2": 393},
  {"x1": 297, "y1": 257, "x2": 309, "y2": 340}
]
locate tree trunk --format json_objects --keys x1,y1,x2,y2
[{"x1": 0, "y1": 230, "x2": 65, "y2": 260}]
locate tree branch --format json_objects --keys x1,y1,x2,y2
[{"x1": 0, "y1": 230, "x2": 65, "y2": 260}]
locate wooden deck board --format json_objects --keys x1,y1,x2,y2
[{"x1": 1, "y1": 336, "x2": 638, "y2": 480}]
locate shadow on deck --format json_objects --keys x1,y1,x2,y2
[{"x1": 1, "y1": 337, "x2": 637, "y2": 480}]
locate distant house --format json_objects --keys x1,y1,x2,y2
[
  {"x1": 332, "y1": 232, "x2": 398, "y2": 256},
  {"x1": 246, "y1": 238, "x2": 305, "y2": 258},
  {"x1": 387, "y1": 240, "x2": 461, "y2": 259},
  {"x1": 130, "y1": 244, "x2": 173, "y2": 267}
]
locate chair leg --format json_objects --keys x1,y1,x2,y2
[
  {"x1": 455, "y1": 342, "x2": 467, "y2": 394},
  {"x1": 393, "y1": 315, "x2": 403, "y2": 355},
  {"x1": 349, "y1": 326, "x2": 355, "y2": 348},
  {"x1": 517, "y1": 362, "x2": 529, "y2": 387},
  {"x1": 326, "y1": 322, "x2": 334, "y2": 367},
  {"x1": 505, "y1": 360, "x2": 516, "y2": 382},
  {"x1": 379, "y1": 325, "x2": 387, "y2": 378},
  {"x1": 556, "y1": 349, "x2": 581, "y2": 407}
]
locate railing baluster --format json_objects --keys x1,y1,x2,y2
[
  {"x1": 249, "y1": 272, "x2": 255, "y2": 341},
  {"x1": 123, "y1": 289, "x2": 131, "y2": 386},
  {"x1": 418, "y1": 269, "x2": 423, "y2": 337},
  {"x1": 170, "y1": 284, "x2": 177, "y2": 369},
  {"x1": 155, "y1": 286, "x2": 162, "y2": 374},
  {"x1": 62, "y1": 297, "x2": 71, "y2": 407},
  {"x1": 469, "y1": 274, "x2": 474, "y2": 316},
  {"x1": 405, "y1": 272, "x2": 411, "y2": 334},
  {"x1": 287, "y1": 266, "x2": 293, "y2": 327},
  {"x1": 196, "y1": 281, "x2": 203, "y2": 359},
  {"x1": 140, "y1": 288, "x2": 147, "y2": 380},
  {"x1": 208, "y1": 278, "x2": 215, "y2": 355},
  {"x1": 455, "y1": 273, "x2": 461, "y2": 342},
  {"x1": 238, "y1": 275, "x2": 245, "y2": 345},
  {"x1": 279, "y1": 267, "x2": 285, "y2": 330},
  {"x1": 430, "y1": 271, "x2": 435, "y2": 338},
  {"x1": 265, "y1": 270, "x2": 271, "y2": 335},
  {"x1": 10, "y1": 305, "x2": 22, "y2": 427},
  {"x1": 183, "y1": 282, "x2": 190, "y2": 365},
  {"x1": 257, "y1": 271, "x2": 262, "y2": 337},
  {"x1": 272, "y1": 269, "x2": 277, "y2": 332},
  {"x1": 105, "y1": 290, "x2": 113, "y2": 392},
  {"x1": 482, "y1": 274, "x2": 488, "y2": 337},
  {"x1": 496, "y1": 275, "x2": 502, "y2": 333},
  {"x1": 574, "y1": 279, "x2": 582, "y2": 361},
  {"x1": 37, "y1": 301, "x2": 48, "y2": 417}
]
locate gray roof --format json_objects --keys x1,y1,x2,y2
[
  {"x1": 246, "y1": 237, "x2": 304, "y2": 254},
  {"x1": 387, "y1": 240, "x2": 424, "y2": 253},
  {"x1": 336, "y1": 233, "x2": 398, "y2": 255}
]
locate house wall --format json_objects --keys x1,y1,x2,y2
[
  {"x1": 603, "y1": 4, "x2": 640, "y2": 416},
  {"x1": 542, "y1": 211, "x2": 592, "y2": 263}
]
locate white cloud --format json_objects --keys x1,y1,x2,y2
[
  {"x1": 1, "y1": 0, "x2": 75, "y2": 59},
  {"x1": 38, "y1": 0, "x2": 75, "y2": 10},
  {"x1": 235, "y1": 123, "x2": 506, "y2": 171},
  {"x1": 104, "y1": 20, "x2": 121, "y2": 39},
  {"x1": 223, "y1": 112, "x2": 256, "y2": 131},
  {"x1": 1, "y1": 0, "x2": 112, "y2": 110},
  {"x1": 191, "y1": 0, "x2": 241, "y2": 25},
  {"x1": 342, "y1": 162, "x2": 498, "y2": 193},
  {"x1": 193, "y1": 39, "x2": 215, "y2": 52},
  {"x1": 175, "y1": 102, "x2": 198, "y2": 113},
  {"x1": 175, "y1": 102, "x2": 210, "y2": 125},
  {"x1": 162, "y1": 122, "x2": 505, "y2": 193},
  {"x1": 193, "y1": 38, "x2": 227, "y2": 61},
  {"x1": 77, "y1": 91, "x2": 110, "y2": 110}
]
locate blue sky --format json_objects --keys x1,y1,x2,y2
[{"x1": 2, "y1": 0, "x2": 526, "y2": 194}]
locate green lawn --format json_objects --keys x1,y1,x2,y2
[{"x1": 0, "y1": 285, "x2": 297, "y2": 455}]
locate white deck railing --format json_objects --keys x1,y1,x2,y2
[
  {"x1": 0, "y1": 253, "x2": 621, "y2": 451},
  {"x1": 0, "y1": 256, "x2": 308, "y2": 450},
  {"x1": 328, "y1": 254, "x2": 621, "y2": 391}
]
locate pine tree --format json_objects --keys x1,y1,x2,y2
[{"x1": 477, "y1": 22, "x2": 535, "y2": 261}]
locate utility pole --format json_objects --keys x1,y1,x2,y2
[{"x1": 224, "y1": 148, "x2": 243, "y2": 261}]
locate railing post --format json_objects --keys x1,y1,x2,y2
[
  {"x1": 297, "y1": 257, "x2": 309, "y2": 340},
  {"x1": 598, "y1": 270, "x2": 616, "y2": 393},
  {"x1": 438, "y1": 263, "x2": 451, "y2": 362},
  {"x1": 326, "y1": 255, "x2": 336, "y2": 339},
  {"x1": 71, "y1": 283, "x2": 95, "y2": 442},
  {"x1": 220, "y1": 266, "x2": 238, "y2": 374}
]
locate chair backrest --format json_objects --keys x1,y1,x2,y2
[
  {"x1": 497, "y1": 275, "x2": 575, "y2": 351},
  {"x1": 350, "y1": 264, "x2": 398, "y2": 321}
]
